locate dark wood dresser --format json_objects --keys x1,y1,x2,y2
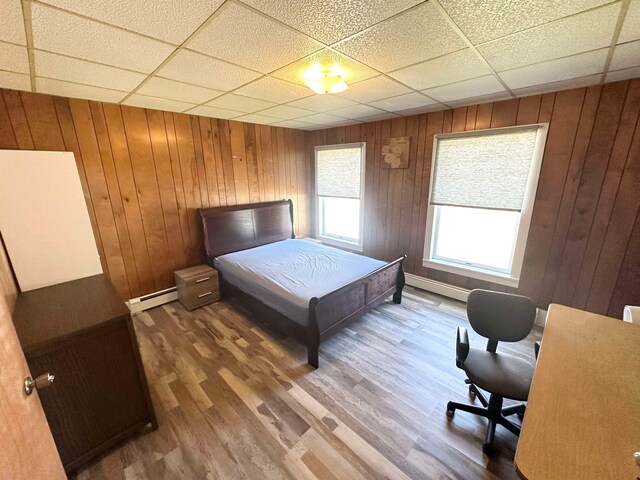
[{"x1": 12, "y1": 274, "x2": 157, "y2": 472}]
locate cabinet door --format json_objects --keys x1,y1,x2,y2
[{"x1": 0, "y1": 293, "x2": 66, "y2": 479}]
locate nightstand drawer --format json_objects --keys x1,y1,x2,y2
[{"x1": 174, "y1": 264, "x2": 220, "y2": 311}]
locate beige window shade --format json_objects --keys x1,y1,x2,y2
[
  {"x1": 317, "y1": 146, "x2": 362, "y2": 199},
  {"x1": 430, "y1": 127, "x2": 540, "y2": 211}
]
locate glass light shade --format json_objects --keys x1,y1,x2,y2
[{"x1": 302, "y1": 63, "x2": 349, "y2": 94}]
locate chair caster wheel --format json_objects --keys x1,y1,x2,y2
[
  {"x1": 468, "y1": 386, "x2": 476, "y2": 398},
  {"x1": 482, "y1": 443, "x2": 494, "y2": 455},
  {"x1": 446, "y1": 402, "x2": 455, "y2": 419}
]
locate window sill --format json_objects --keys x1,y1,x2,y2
[
  {"x1": 422, "y1": 259, "x2": 519, "y2": 288},
  {"x1": 318, "y1": 236, "x2": 363, "y2": 253}
]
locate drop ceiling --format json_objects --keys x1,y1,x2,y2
[{"x1": 1, "y1": 0, "x2": 639, "y2": 130}]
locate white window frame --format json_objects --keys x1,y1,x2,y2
[
  {"x1": 422, "y1": 124, "x2": 549, "y2": 288},
  {"x1": 314, "y1": 142, "x2": 366, "y2": 252}
]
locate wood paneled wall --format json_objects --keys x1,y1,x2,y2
[
  {"x1": 307, "y1": 79, "x2": 640, "y2": 318},
  {"x1": 0, "y1": 89, "x2": 310, "y2": 300}
]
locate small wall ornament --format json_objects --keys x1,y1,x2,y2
[{"x1": 382, "y1": 136, "x2": 410, "y2": 168}]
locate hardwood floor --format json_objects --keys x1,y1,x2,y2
[{"x1": 72, "y1": 287, "x2": 542, "y2": 480}]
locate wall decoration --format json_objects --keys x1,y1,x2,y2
[{"x1": 382, "y1": 136, "x2": 410, "y2": 168}]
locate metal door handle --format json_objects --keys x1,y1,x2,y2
[{"x1": 24, "y1": 373, "x2": 55, "y2": 395}]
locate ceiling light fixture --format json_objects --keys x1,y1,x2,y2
[{"x1": 302, "y1": 63, "x2": 349, "y2": 95}]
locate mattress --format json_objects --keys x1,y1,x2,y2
[{"x1": 214, "y1": 239, "x2": 386, "y2": 326}]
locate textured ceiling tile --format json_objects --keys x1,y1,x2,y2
[
  {"x1": 336, "y1": 76, "x2": 411, "y2": 103},
  {"x1": 327, "y1": 104, "x2": 386, "y2": 119},
  {"x1": 1, "y1": 0, "x2": 26, "y2": 45},
  {"x1": 500, "y1": 49, "x2": 608, "y2": 90},
  {"x1": 324, "y1": 119, "x2": 361, "y2": 127},
  {"x1": 34, "y1": 50, "x2": 146, "y2": 91},
  {"x1": 234, "y1": 76, "x2": 313, "y2": 104},
  {"x1": 439, "y1": 0, "x2": 613, "y2": 45},
  {"x1": 138, "y1": 77, "x2": 224, "y2": 104},
  {"x1": 388, "y1": 49, "x2": 491, "y2": 90},
  {"x1": 257, "y1": 104, "x2": 313, "y2": 119},
  {"x1": 271, "y1": 49, "x2": 378, "y2": 87},
  {"x1": 512, "y1": 74, "x2": 602, "y2": 97},
  {"x1": 369, "y1": 92, "x2": 437, "y2": 112},
  {"x1": 233, "y1": 113, "x2": 280, "y2": 125},
  {"x1": 39, "y1": 0, "x2": 224, "y2": 44},
  {"x1": 619, "y1": 0, "x2": 640, "y2": 43},
  {"x1": 123, "y1": 94, "x2": 196, "y2": 113},
  {"x1": 238, "y1": 0, "x2": 421, "y2": 44},
  {"x1": 478, "y1": 4, "x2": 620, "y2": 72},
  {"x1": 0, "y1": 71, "x2": 31, "y2": 92},
  {"x1": 31, "y1": 3, "x2": 174, "y2": 73},
  {"x1": 287, "y1": 94, "x2": 358, "y2": 112},
  {"x1": 445, "y1": 91, "x2": 512, "y2": 108},
  {"x1": 187, "y1": 105, "x2": 242, "y2": 119},
  {"x1": 394, "y1": 104, "x2": 446, "y2": 116},
  {"x1": 358, "y1": 112, "x2": 401, "y2": 122},
  {"x1": 188, "y1": 2, "x2": 321, "y2": 74},
  {"x1": 157, "y1": 50, "x2": 261, "y2": 91},
  {"x1": 0, "y1": 42, "x2": 30, "y2": 74},
  {"x1": 610, "y1": 40, "x2": 640, "y2": 70},
  {"x1": 295, "y1": 112, "x2": 348, "y2": 125},
  {"x1": 271, "y1": 119, "x2": 316, "y2": 129},
  {"x1": 422, "y1": 75, "x2": 505, "y2": 103},
  {"x1": 334, "y1": 3, "x2": 466, "y2": 72},
  {"x1": 206, "y1": 93, "x2": 277, "y2": 113},
  {"x1": 606, "y1": 65, "x2": 640, "y2": 82},
  {"x1": 35, "y1": 77, "x2": 127, "y2": 103}
]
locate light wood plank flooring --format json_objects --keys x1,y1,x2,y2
[{"x1": 73, "y1": 287, "x2": 542, "y2": 480}]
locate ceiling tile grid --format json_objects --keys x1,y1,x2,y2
[
  {"x1": 123, "y1": 94, "x2": 197, "y2": 113},
  {"x1": 0, "y1": 0, "x2": 637, "y2": 130},
  {"x1": 187, "y1": 2, "x2": 323, "y2": 74},
  {"x1": 477, "y1": 3, "x2": 621, "y2": 72},
  {"x1": 334, "y1": 2, "x2": 466, "y2": 72},
  {"x1": 237, "y1": 0, "x2": 423, "y2": 44},
  {"x1": 30, "y1": 2, "x2": 175, "y2": 73},
  {"x1": 136, "y1": 76, "x2": 225, "y2": 104},
  {"x1": 38, "y1": 0, "x2": 225, "y2": 44}
]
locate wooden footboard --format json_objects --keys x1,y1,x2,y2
[{"x1": 307, "y1": 255, "x2": 406, "y2": 368}]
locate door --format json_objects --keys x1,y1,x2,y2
[{"x1": 0, "y1": 293, "x2": 66, "y2": 479}]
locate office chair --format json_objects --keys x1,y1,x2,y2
[{"x1": 446, "y1": 289, "x2": 537, "y2": 454}]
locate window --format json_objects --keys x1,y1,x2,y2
[
  {"x1": 315, "y1": 143, "x2": 365, "y2": 251},
  {"x1": 423, "y1": 124, "x2": 548, "y2": 287}
]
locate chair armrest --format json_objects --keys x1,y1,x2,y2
[
  {"x1": 456, "y1": 327, "x2": 470, "y2": 368},
  {"x1": 534, "y1": 340, "x2": 541, "y2": 360}
]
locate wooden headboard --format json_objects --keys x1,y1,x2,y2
[{"x1": 199, "y1": 200, "x2": 295, "y2": 263}]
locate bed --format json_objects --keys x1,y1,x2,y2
[{"x1": 199, "y1": 200, "x2": 406, "y2": 368}]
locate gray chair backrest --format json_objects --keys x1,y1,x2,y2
[{"x1": 467, "y1": 289, "x2": 536, "y2": 343}]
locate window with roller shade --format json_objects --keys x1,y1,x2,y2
[
  {"x1": 315, "y1": 143, "x2": 365, "y2": 251},
  {"x1": 423, "y1": 124, "x2": 548, "y2": 287}
]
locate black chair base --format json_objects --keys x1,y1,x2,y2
[{"x1": 446, "y1": 383, "x2": 524, "y2": 454}]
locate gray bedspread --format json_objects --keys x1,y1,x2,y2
[{"x1": 214, "y1": 239, "x2": 385, "y2": 326}]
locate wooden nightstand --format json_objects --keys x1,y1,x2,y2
[{"x1": 174, "y1": 264, "x2": 220, "y2": 311}]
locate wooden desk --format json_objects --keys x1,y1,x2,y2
[{"x1": 515, "y1": 304, "x2": 640, "y2": 479}]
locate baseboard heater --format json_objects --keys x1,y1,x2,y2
[
  {"x1": 404, "y1": 273, "x2": 547, "y2": 327},
  {"x1": 127, "y1": 286, "x2": 178, "y2": 314}
]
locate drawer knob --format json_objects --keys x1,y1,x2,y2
[
  {"x1": 198, "y1": 292, "x2": 213, "y2": 298},
  {"x1": 196, "y1": 277, "x2": 210, "y2": 283},
  {"x1": 24, "y1": 372, "x2": 55, "y2": 396}
]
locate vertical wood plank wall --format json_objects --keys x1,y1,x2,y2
[
  {"x1": 307, "y1": 79, "x2": 640, "y2": 318},
  {"x1": 0, "y1": 89, "x2": 310, "y2": 300}
]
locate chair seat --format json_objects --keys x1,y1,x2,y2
[{"x1": 462, "y1": 349, "x2": 534, "y2": 401}]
